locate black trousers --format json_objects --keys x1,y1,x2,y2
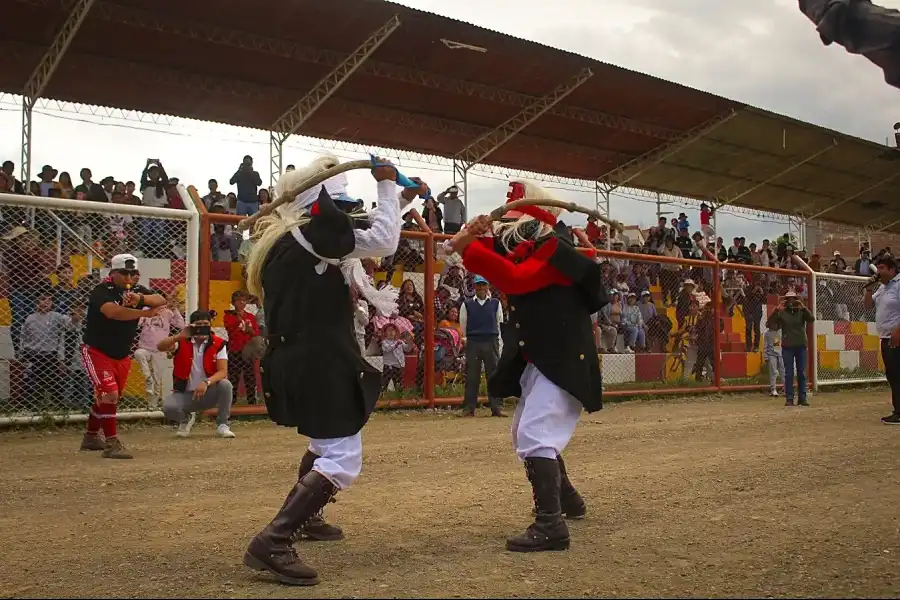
[
  {"x1": 464, "y1": 337, "x2": 502, "y2": 412},
  {"x1": 881, "y1": 339, "x2": 900, "y2": 414}
]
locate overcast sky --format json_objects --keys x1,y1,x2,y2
[{"x1": 1, "y1": 0, "x2": 898, "y2": 245}]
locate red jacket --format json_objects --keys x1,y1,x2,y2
[
  {"x1": 223, "y1": 309, "x2": 259, "y2": 352},
  {"x1": 173, "y1": 335, "x2": 226, "y2": 383}
]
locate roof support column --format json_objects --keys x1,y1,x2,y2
[
  {"x1": 805, "y1": 169, "x2": 900, "y2": 221},
  {"x1": 20, "y1": 0, "x2": 96, "y2": 186},
  {"x1": 268, "y1": 15, "x2": 401, "y2": 187},
  {"x1": 598, "y1": 110, "x2": 739, "y2": 194},
  {"x1": 452, "y1": 158, "x2": 469, "y2": 215},
  {"x1": 451, "y1": 67, "x2": 594, "y2": 199},
  {"x1": 596, "y1": 181, "x2": 612, "y2": 249}
]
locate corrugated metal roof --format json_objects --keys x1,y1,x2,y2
[{"x1": 2, "y1": 0, "x2": 897, "y2": 231}]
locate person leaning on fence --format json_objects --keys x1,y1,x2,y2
[
  {"x1": 157, "y1": 310, "x2": 235, "y2": 438},
  {"x1": 80, "y1": 253, "x2": 166, "y2": 459},
  {"x1": 460, "y1": 274, "x2": 506, "y2": 417},
  {"x1": 863, "y1": 255, "x2": 900, "y2": 424},
  {"x1": 768, "y1": 290, "x2": 815, "y2": 407},
  {"x1": 764, "y1": 315, "x2": 785, "y2": 398}
]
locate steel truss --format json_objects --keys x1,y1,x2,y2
[
  {"x1": 268, "y1": 16, "x2": 400, "y2": 187},
  {"x1": 451, "y1": 68, "x2": 593, "y2": 204},
  {"x1": 597, "y1": 110, "x2": 739, "y2": 194},
  {"x1": 805, "y1": 169, "x2": 900, "y2": 221},
  {"x1": 715, "y1": 142, "x2": 837, "y2": 209},
  {"x1": 9, "y1": 0, "x2": 675, "y2": 142},
  {"x1": 19, "y1": 0, "x2": 96, "y2": 185}
]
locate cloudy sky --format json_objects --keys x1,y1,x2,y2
[{"x1": 1, "y1": 0, "x2": 898, "y2": 244}]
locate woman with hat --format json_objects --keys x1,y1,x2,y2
[{"x1": 768, "y1": 290, "x2": 815, "y2": 406}]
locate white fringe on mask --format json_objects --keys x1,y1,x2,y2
[{"x1": 341, "y1": 258, "x2": 398, "y2": 317}]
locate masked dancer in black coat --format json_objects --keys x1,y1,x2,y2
[
  {"x1": 242, "y1": 153, "x2": 428, "y2": 585},
  {"x1": 444, "y1": 179, "x2": 608, "y2": 552}
]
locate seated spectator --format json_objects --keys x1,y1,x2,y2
[
  {"x1": 438, "y1": 306, "x2": 463, "y2": 336},
  {"x1": 158, "y1": 310, "x2": 235, "y2": 438},
  {"x1": 622, "y1": 292, "x2": 646, "y2": 352}
]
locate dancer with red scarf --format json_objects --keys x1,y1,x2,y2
[{"x1": 445, "y1": 180, "x2": 608, "y2": 552}]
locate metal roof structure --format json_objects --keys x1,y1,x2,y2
[{"x1": 4, "y1": 0, "x2": 900, "y2": 232}]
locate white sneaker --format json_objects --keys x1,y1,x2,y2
[
  {"x1": 176, "y1": 412, "x2": 196, "y2": 438},
  {"x1": 216, "y1": 423, "x2": 236, "y2": 438},
  {"x1": 770, "y1": 390, "x2": 780, "y2": 397}
]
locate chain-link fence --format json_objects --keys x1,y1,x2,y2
[
  {"x1": 194, "y1": 197, "x2": 893, "y2": 412},
  {"x1": 205, "y1": 206, "x2": 436, "y2": 412},
  {"x1": 0, "y1": 190, "x2": 199, "y2": 424},
  {"x1": 813, "y1": 270, "x2": 885, "y2": 387},
  {"x1": 720, "y1": 262, "x2": 813, "y2": 395}
]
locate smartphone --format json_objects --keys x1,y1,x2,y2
[{"x1": 191, "y1": 325, "x2": 211, "y2": 336}]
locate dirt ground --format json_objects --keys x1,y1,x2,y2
[{"x1": 1, "y1": 391, "x2": 899, "y2": 599}]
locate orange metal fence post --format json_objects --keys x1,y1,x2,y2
[
  {"x1": 712, "y1": 260, "x2": 722, "y2": 390},
  {"x1": 423, "y1": 233, "x2": 436, "y2": 407}
]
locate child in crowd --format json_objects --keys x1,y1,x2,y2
[
  {"x1": 380, "y1": 323, "x2": 411, "y2": 392},
  {"x1": 764, "y1": 316, "x2": 785, "y2": 398}
]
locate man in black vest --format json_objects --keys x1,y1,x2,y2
[
  {"x1": 241, "y1": 153, "x2": 428, "y2": 586},
  {"x1": 445, "y1": 180, "x2": 606, "y2": 553},
  {"x1": 460, "y1": 274, "x2": 505, "y2": 417}
]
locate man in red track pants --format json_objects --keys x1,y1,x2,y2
[{"x1": 80, "y1": 253, "x2": 166, "y2": 459}]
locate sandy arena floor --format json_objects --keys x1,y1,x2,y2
[{"x1": 1, "y1": 391, "x2": 899, "y2": 599}]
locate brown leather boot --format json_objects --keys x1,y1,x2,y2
[
  {"x1": 80, "y1": 432, "x2": 105, "y2": 451},
  {"x1": 507, "y1": 457, "x2": 570, "y2": 552},
  {"x1": 557, "y1": 454, "x2": 586, "y2": 519},
  {"x1": 294, "y1": 451, "x2": 344, "y2": 541},
  {"x1": 243, "y1": 471, "x2": 336, "y2": 586}
]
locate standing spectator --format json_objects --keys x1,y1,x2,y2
[
  {"x1": 139, "y1": 160, "x2": 170, "y2": 257},
  {"x1": 63, "y1": 302, "x2": 93, "y2": 410},
  {"x1": 52, "y1": 263, "x2": 80, "y2": 314},
  {"x1": 659, "y1": 235, "x2": 682, "y2": 305},
  {"x1": 20, "y1": 292, "x2": 70, "y2": 409},
  {"x1": 769, "y1": 291, "x2": 815, "y2": 406},
  {"x1": 223, "y1": 291, "x2": 260, "y2": 405},
  {"x1": 380, "y1": 323, "x2": 410, "y2": 392},
  {"x1": 742, "y1": 280, "x2": 765, "y2": 351},
  {"x1": 437, "y1": 185, "x2": 465, "y2": 234},
  {"x1": 230, "y1": 155, "x2": 262, "y2": 216},
  {"x1": 459, "y1": 275, "x2": 504, "y2": 417},
  {"x1": 36, "y1": 165, "x2": 58, "y2": 197},
  {"x1": 699, "y1": 202, "x2": 715, "y2": 241},
  {"x1": 2, "y1": 226, "x2": 54, "y2": 353},
  {"x1": 134, "y1": 292, "x2": 185, "y2": 409},
  {"x1": 421, "y1": 196, "x2": 443, "y2": 233},
  {"x1": 1, "y1": 160, "x2": 25, "y2": 194},
  {"x1": 158, "y1": 310, "x2": 235, "y2": 438},
  {"x1": 864, "y1": 255, "x2": 900, "y2": 424},
  {"x1": 855, "y1": 248, "x2": 874, "y2": 276},
  {"x1": 202, "y1": 179, "x2": 228, "y2": 211},
  {"x1": 764, "y1": 316, "x2": 785, "y2": 397},
  {"x1": 80, "y1": 254, "x2": 166, "y2": 458}
]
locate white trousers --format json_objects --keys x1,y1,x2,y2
[
  {"x1": 308, "y1": 432, "x2": 363, "y2": 490},
  {"x1": 511, "y1": 364, "x2": 583, "y2": 461},
  {"x1": 133, "y1": 348, "x2": 172, "y2": 405}
]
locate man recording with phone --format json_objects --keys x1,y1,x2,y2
[
  {"x1": 158, "y1": 310, "x2": 236, "y2": 438},
  {"x1": 863, "y1": 255, "x2": 900, "y2": 424}
]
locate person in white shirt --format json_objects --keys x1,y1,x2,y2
[{"x1": 157, "y1": 310, "x2": 234, "y2": 438}]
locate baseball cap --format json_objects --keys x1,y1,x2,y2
[
  {"x1": 473, "y1": 275, "x2": 489, "y2": 285},
  {"x1": 111, "y1": 253, "x2": 139, "y2": 271}
]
